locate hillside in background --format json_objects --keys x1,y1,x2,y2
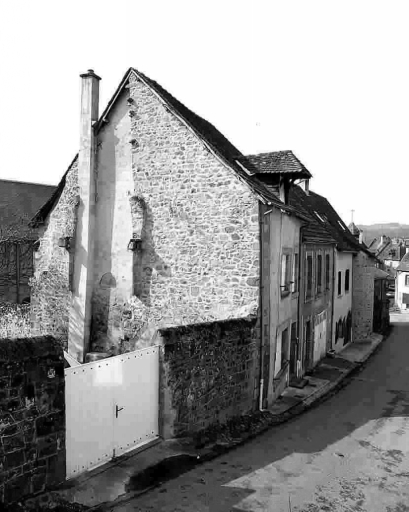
[{"x1": 357, "y1": 223, "x2": 409, "y2": 243}]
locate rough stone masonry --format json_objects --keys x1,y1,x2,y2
[{"x1": 0, "y1": 335, "x2": 65, "y2": 505}]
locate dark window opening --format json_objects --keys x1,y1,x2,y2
[
  {"x1": 306, "y1": 255, "x2": 313, "y2": 300},
  {"x1": 338, "y1": 271, "x2": 342, "y2": 296},
  {"x1": 316, "y1": 254, "x2": 323, "y2": 294},
  {"x1": 325, "y1": 254, "x2": 330, "y2": 290},
  {"x1": 345, "y1": 269, "x2": 350, "y2": 293}
]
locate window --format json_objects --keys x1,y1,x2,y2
[
  {"x1": 281, "y1": 253, "x2": 291, "y2": 295},
  {"x1": 405, "y1": 275, "x2": 409, "y2": 286},
  {"x1": 316, "y1": 254, "x2": 323, "y2": 294},
  {"x1": 306, "y1": 255, "x2": 313, "y2": 299},
  {"x1": 338, "y1": 271, "x2": 342, "y2": 296},
  {"x1": 314, "y1": 211, "x2": 325, "y2": 223},
  {"x1": 325, "y1": 254, "x2": 330, "y2": 290},
  {"x1": 292, "y1": 253, "x2": 299, "y2": 293},
  {"x1": 345, "y1": 269, "x2": 350, "y2": 293}
]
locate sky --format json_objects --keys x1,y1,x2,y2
[{"x1": 0, "y1": 0, "x2": 408, "y2": 226}]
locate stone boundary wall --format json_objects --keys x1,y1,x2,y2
[
  {"x1": 0, "y1": 336, "x2": 65, "y2": 505},
  {"x1": 159, "y1": 317, "x2": 260, "y2": 438}
]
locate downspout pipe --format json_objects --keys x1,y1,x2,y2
[{"x1": 259, "y1": 203, "x2": 266, "y2": 411}]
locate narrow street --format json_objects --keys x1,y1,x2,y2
[{"x1": 110, "y1": 319, "x2": 409, "y2": 512}]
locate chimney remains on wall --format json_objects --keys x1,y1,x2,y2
[{"x1": 68, "y1": 69, "x2": 101, "y2": 363}]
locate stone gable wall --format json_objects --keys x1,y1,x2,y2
[
  {"x1": 89, "y1": 75, "x2": 261, "y2": 353},
  {"x1": 31, "y1": 162, "x2": 79, "y2": 346},
  {"x1": 0, "y1": 336, "x2": 65, "y2": 505}
]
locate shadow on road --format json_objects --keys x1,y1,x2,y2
[{"x1": 133, "y1": 321, "x2": 409, "y2": 511}]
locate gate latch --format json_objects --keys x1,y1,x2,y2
[{"x1": 115, "y1": 405, "x2": 124, "y2": 418}]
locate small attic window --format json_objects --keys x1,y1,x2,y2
[
  {"x1": 314, "y1": 211, "x2": 325, "y2": 223},
  {"x1": 338, "y1": 221, "x2": 346, "y2": 231}
]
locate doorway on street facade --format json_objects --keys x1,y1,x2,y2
[
  {"x1": 304, "y1": 319, "x2": 313, "y2": 372},
  {"x1": 289, "y1": 321, "x2": 298, "y2": 379}
]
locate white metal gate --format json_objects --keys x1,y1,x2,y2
[{"x1": 65, "y1": 346, "x2": 160, "y2": 479}]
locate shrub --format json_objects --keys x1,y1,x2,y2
[{"x1": 0, "y1": 302, "x2": 31, "y2": 338}]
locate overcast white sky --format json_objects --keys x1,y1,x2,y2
[{"x1": 0, "y1": 1, "x2": 407, "y2": 225}]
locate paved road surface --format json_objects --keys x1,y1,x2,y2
[{"x1": 111, "y1": 321, "x2": 409, "y2": 511}]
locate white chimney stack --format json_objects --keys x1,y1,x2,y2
[
  {"x1": 300, "y1": 178, "x2": 310, "y2": 195},
  {"x1": 68, "y1": 69, "x2": 101, "y2": 363}
]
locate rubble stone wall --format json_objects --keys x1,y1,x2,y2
[
  {"x1": 159, "y1": 318, "x2": 260, "y2": 438},
  {"x1": 0, "y1": 336, "x2": 65, "y2": 505}
]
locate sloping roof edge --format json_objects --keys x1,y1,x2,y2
[
  {"x1": 29, "y1": 154, "x2": 78, "y2": 227},
  {"x1": 31, "y1": 67, "x2": 308, "y2": 225}
]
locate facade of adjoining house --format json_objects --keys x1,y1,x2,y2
[
  {"x1": 245, "y1": 151, "x2": 310, "y2": 402},
  {"x1": 395, "y1": 253, "x2": 409, "y2": 310},
  {"x1": 29, "y1": 67, "x2": 310, "y2": 433},
  {"x1": 288, "y1": 185, "x2": 336, "y2": 374},
  {"x1": 301, "y1": 193, "x2": 356, "y2": 353},
  {"x1": 0, "y1": 179, "x2": 55, "y2": 304}
]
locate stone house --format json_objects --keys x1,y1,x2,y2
[
  {"x1": 29, "y1": 68, "x2": 309, "y2": 433},
  {"x1": 0, "y1": 179, "x2": 55, "y2": 304},
  {"x1": 395, "y1": 253, "x2": 409, "y2": 309}
]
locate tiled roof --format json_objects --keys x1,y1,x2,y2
[
  {"x1": 306, "y1": 192, "x2": 363, "y2": 252},
  {"x1": 288, "y1": 187, "x2": 376, "y2": 257},
  {"x1": 397, "y1": 252, "x2": 409, "y2": 272},
  {"x1": 32, "y1": 68, "x2": 309, "y2": 225},
  {"x1": 244, "y1": 151, "x2": 312, "y2": 178},
  {"x1": 288, "y1": 187, "x2": 336, "y2": 245},
  {"x1": 374, "y1": 268, "x2": 392, "y2": 280},
  {"x1": 0, "y1": 179, "x2": 55, "y2": 239}
]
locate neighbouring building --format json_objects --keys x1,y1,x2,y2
[
  {"x1": 301, "y1": 192, "x2": 356, "y2": 353},
  {"x1": 288, "y1": 185, "x2": 336, "y2": 374},
  {"x1": 395, "y1": 253, "x2": 409, "y2": 309},
  {"x1": 29, "y1": 67, "x2": 309, "y2": 435},
  {"x1": 366, "y1": 234, "x2": 392, "y2": 267},
  {"x1": 0, "y1": 179, "x2": 55, "y2": 303},
  {"x1": 383, "y1": 243, "x2": 407, "y2": 269},
  {"x1": 348, "y1": 225, "x2": 380, "y2": 340},
  {"x1": 245, "y1": 151, "x2": 310, "y2": 401}
]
